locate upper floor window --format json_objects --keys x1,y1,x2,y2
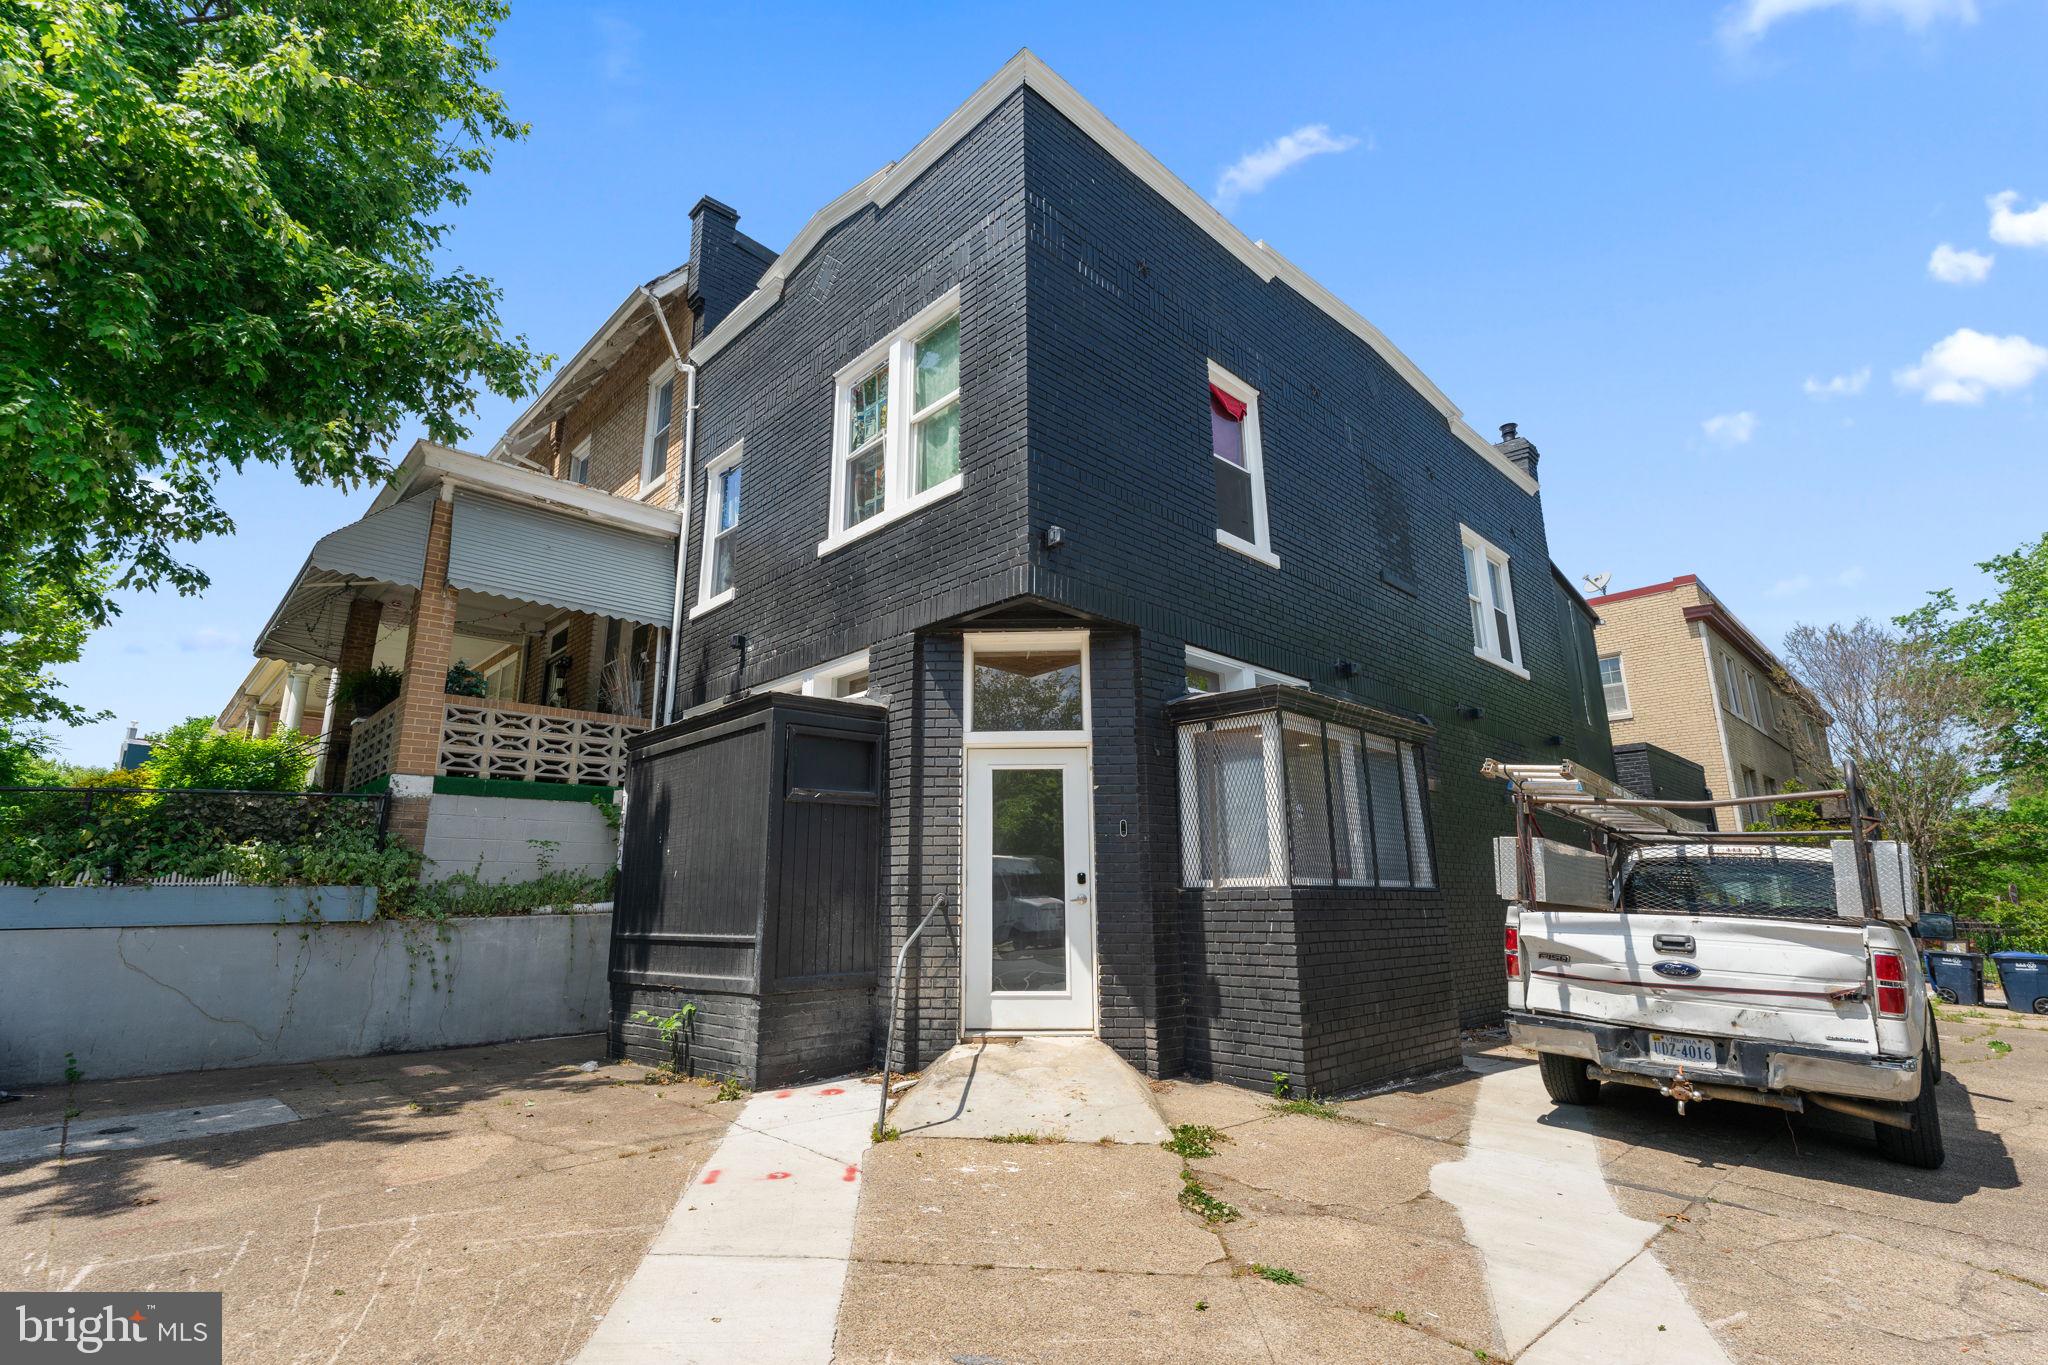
[
  {"x1": 1208, "y1": 362, "x2": 1275, "y2": 568},
  {"x1": 823, "y1": 289, "x2": 965, "y2": 553},
  {"x1": 1598, "y1": 653, "x2": 1630, "y2": 716},
  {"x1": 642, "y1": 366, "x2": 676, "y2": 493},
  {"x1": 567, "y1": 437, "x2": 592, "y2": 486},
  {"x1": 1460, "y1": 526, "x2": 1525, "y2": 677},
  {"x1": 692, "y1": 440, "x2": 742, "y2": 617}
]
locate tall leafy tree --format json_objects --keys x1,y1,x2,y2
[
  {"x1": 1905, "y1": 533, "x2": 2048, "y2": 782},
  {"x1": 0, "y1": 0, "x2": 543, "y2": 655}
]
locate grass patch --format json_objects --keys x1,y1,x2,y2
[
  {"x1": 1178, "y1": 1170, "x2": 1240, "y2": 1224},
  {"x1": 871, "y1": 1124, "x2": 900, "y2": 1143},
  {"x1": 1162, "y1": 1123, "x2": 1229, "y2": 1159},
  {"x1": 986, "y1": 1132, "x2": 1058, "y2": 1145},
  {"x1": 1989, "y1": 1038, "x2": 2013, "y2": 1057},
  {"x1": 1271, "y1": 1097, "x2": 1341, "y2": 1120},
  {"x1": 1247, "y1": 1263, "x2": 1303, "y2": 1285}
]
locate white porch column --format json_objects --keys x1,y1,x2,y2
[
  {"x1": 278, "y1": 663, "x2": 315, "y2": 734},
  {"x1": 250, "y1": 706, "x2": 274, "y2": 739},
  {"x1": 311, "y1": 667, "x2": 342, "y2": 787}
]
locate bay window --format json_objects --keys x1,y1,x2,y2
[{"x1": 823, "y1": 289, "x2": 965, "y2": 552}]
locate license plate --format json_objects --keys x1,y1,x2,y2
[{"x1": 1647, "y1": 1032, "x2": 1717, "y2": 1067}]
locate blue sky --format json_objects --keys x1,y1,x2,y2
[{"x1": 48, "y1": 0, "x2": 2048, "y2": 762}]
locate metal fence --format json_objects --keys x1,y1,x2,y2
[{"x1": 0, "y1": 787, "x2": 389, "y2": 887}]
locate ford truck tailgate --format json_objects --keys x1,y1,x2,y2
[{"x1": 1519, "y1": 909, "x2": 1878, "y2": 1055}]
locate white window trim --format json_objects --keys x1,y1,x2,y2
[
  {"x1": 1183, "y1": 645, "x2": 1307, "y2": 695},
  {"x1": 1207, "y1": 360, "x2": 1278, "y2": 569},
  {"x1": 639, "y1": 360, "x2": 678, "y2": 499},
  {"x1": 819, "y1": 288, "x2": 965, "y2": 556},
  {"x1": 690, "y1": 439, "x2": 743, "y2": 619},
  {"x1": 1459, "y1": 525, "x2": 1528, "y2": 679},
  {"x1": 761, "y1": 649, "x2": 874, "y2": 701},
  {"x1": 1598, "y1": 652, "x2": 1631, "y2": 719},
  {"x1": 964, "y1": 629, "x2": 1090, "y2": 746},
  {"x1": 567, "y1": 436, "x2": 593, "y2": 487}
]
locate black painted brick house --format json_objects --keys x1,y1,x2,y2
[{"x1": 623, "y1": 54, "x2": 1612, "y2": 1092}]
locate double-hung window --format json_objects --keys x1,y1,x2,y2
[
  {"x1": 823, "y1": 290, "x2": 964, "y2": 552},
  {"x1": 567, "y1": 437, "x2": 592, "y2": 486},
  {"x1": 1208, "y1": 362, "x2": 1275, "y2": 567},
  {"x1": 1460, "y1": 526, "x2": 1525, "y2": 676},
  {"x1": 641, "y1": 365, "x2": 676, "y2": 495},
  {"x1": 692, "y1": 440, "x2": 742, "y2": 616},
  {"x1": 1598, "y1": 653, "x2": 1630, "y2": 716}
]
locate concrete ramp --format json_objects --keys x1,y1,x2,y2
[{"x1": 890, "y1": 1036, "x2": 1170, "y2": 1144}]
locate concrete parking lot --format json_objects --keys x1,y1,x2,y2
[{"x1": 3, "y1": 1010, "x2": 2044, "y2": 1362}]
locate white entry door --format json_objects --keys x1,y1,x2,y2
[{"x1": 964, "y1": 747, "x2": 1095, "y2": 1031}]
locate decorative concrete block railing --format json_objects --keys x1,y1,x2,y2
[
  {"x1": 439, "y1": 697, "x2": 647, "y2": 787},
  {"x1": 344, "y1": 697, "x2": 401, "y2": 790}
]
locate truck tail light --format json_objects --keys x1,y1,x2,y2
[
  {"x1": 1872, "y1": 950, "x2": 1907, "y2": 1018},
  {"x1": 1505, "y1": 926, "x2": 1521, "y2": 981}
]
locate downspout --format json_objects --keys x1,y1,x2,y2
[{"x1": 639, "y1": 284, "x2": 697, "y2": 726}]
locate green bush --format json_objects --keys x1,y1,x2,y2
[
  {"x1": 445, "y1": 660, "x2": 489, "y2": 698},
  {"x1": 141, "y1": 717, "x2": 313, "y2": 792},
  {"x1": 335, "y1": 665, "x2": 404, "y2": 716}
]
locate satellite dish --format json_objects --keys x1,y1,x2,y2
[{"x1": 1583, "y1": 571, "x2": 1613, "y2": 595}]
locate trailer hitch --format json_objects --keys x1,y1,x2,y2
[{"x1": 1661, "y1": 1066, "x2": 1705, "y2": 1116}]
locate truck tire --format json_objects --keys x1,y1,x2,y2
[
  {"x1": 1539, "y1": 1052, "x2": 1602, "y2": 1105},
  {"x1": 1874, "y1": 1048, "x2": 1946, "y2": 1169},
  {"x1": 1927, "y1": 1006, "x2": 1943, "y2": 1082}
]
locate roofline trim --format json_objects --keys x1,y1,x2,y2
[
  {"x1": 1585, "y1": 573, "x2": 1701, "y2": 608},
  {"x1": 689, "y1": 50, "x2": 1537, "y2": 497}
]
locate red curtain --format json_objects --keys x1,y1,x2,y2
[{"x1": 1208, "y1": 383, "x2": 1247, "y2": 422}]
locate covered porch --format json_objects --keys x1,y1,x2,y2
[{"x1": 252, "y1": 441, "x2": 682, "y2": 852}]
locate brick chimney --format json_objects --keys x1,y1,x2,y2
[
  {"x1": 1495, "y1": 422, "x2": 1540, "y2": 479},
  {"x1": 688, "y1": 196, "x2": 763, "y2": 339}
]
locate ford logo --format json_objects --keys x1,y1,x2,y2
[{"x1": 1653, "y1": 962, "x2": 1702, "y2": 979}]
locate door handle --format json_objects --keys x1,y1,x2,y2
[{"x1": 1071, "y1": 894, "x2": 1089, "y2": 905}]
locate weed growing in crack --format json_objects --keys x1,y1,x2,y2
[
  {"x1": 1247, "y1": 1264, "x2": 1302, "y2": 1285},
  {"x1": 1272, "y1": 1097, "x2": 1341, "y2": 1119},
  {"x1": 1178, "y1": 1170, "x2": 1239, "y2": 1223},
  {"x1": 1270, "y1": 1072, "x2": 1292, "y2": 1099},
  {"x1": 714, "y1": 1076, "x2": 747, "y2": 1102},
  {"x1": 872, "y1": 1124, "x2": 901, "y2": 1143},
  {"x1": 987, "y1": 1132, "x2": 1056, "y2": 1145},
  {"x1": 1162, "y1": 1124, "x2": 1228, "y2": 1159}
]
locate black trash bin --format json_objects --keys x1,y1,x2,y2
[
  {"x1": 1927, "y1": 951, "x2": 1984, "y2": 1007},
  {"x1": 1991, "y1": 952, "x2": 2048, "y2": 1014}
]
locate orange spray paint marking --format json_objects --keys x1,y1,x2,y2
[
  {"x1": 700, "y1": 1169, "x2": 721, "y2": 1185},
  {"x1": 818, "y1": 1087, "x2": 845, "y2": 1096},
  {"x1": 764, "y1": 1171, "x2": 793, "y2": 1181},
  {"x1": 843, "y1": 1165, "x2": 860, "y2": 1182},
  {"x1": 775, "y1": 1090, "x2": 794, "y2": 1099}
]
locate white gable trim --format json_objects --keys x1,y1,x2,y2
[{"x1": 693, "y1": 50, "x2": 1537, "y2": 497}]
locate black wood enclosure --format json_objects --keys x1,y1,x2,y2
[{"x1": 608, "y1": 691, "x2": 887, "y2": 1086}]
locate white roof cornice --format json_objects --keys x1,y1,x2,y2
[{"x1": 693, "y1": 49, "x2": 1537, "y2": 496}]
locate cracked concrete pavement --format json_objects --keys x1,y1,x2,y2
[
  {"x1": 834, "y1": 1009, "x2": 2048, "y2": 1363},
  {"x1": 0, "y1": 1037, "x2": 735, "y2": 1363}
]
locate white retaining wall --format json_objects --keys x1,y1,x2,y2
[
  {"x1": 0, "y1": 909, "x2": 611, "y2": 1086},
  {"x1": 423, "y1": 791, "x2": 619, "y2": 884}
]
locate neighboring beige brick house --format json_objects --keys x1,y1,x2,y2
[{"x1": 1587, "y1": 574, "x2": 1831, "y2": 824}]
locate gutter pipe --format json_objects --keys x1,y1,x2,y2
[{"x1": 639, "y1": 284, "x2": 698, "y2": 726}]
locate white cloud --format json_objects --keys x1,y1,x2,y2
[
  {"x1": 1702, "y1": 411, "x2": 1759, "y2": 445},
  {"x1": 1988, "y1": 190, "x2": 2048, "y2": 249},
  {"x1": 1803, "y1": 367, "x2": 1870, "y2": 398},
  {"x1": 1720, "y1": 0, "x2": 1977, "y2": 45},
  {"x1": 1927, "y1": 243, "x2": 1993, "y2": 284},
  {"x1": 178, "y1": 627, "x2": 239, "y2": 653},
  {"x1": 593, "y1": 13, "x2": 641, "y2": 84},
  {"x1": 1213, "y1": 124, "x2": 1361, "y2": 210},
  {"x1": 1766, "y1": 574, "x2": 1813, "y2": 597},
  {"x1": 1895, "y1": 328, "x2": 2048, "y2": 404},
  {"x1": 1835, "y1": 565, "x2": 1868, "y2": 587}
]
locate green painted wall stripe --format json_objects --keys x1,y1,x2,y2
[{"x1": 430, "y1": 775, "x2": 621, "y2": 803}]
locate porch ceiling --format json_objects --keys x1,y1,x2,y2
[{"x1": 254, "y1": 486, "x2": 679, "y2": 668}]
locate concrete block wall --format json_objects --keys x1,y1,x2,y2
[{"x1": 423, "y1": 792, "x2": 618, "y2": 884}]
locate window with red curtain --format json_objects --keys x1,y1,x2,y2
[{"x1": 1209, "y1": 383, "x2": 1255, "y2": 543}]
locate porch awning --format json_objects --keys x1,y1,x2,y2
[{"x1": 253, "y1": 489, "x2": 678, "y2": 667}]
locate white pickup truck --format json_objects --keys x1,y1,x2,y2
[{"x1": 1488, "y1": 760, "x2": 1944, "y2": 1169}]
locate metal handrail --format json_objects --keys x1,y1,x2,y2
[{"x1": 877, "y1": 894, "x2": 948, "y2": 1139}]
